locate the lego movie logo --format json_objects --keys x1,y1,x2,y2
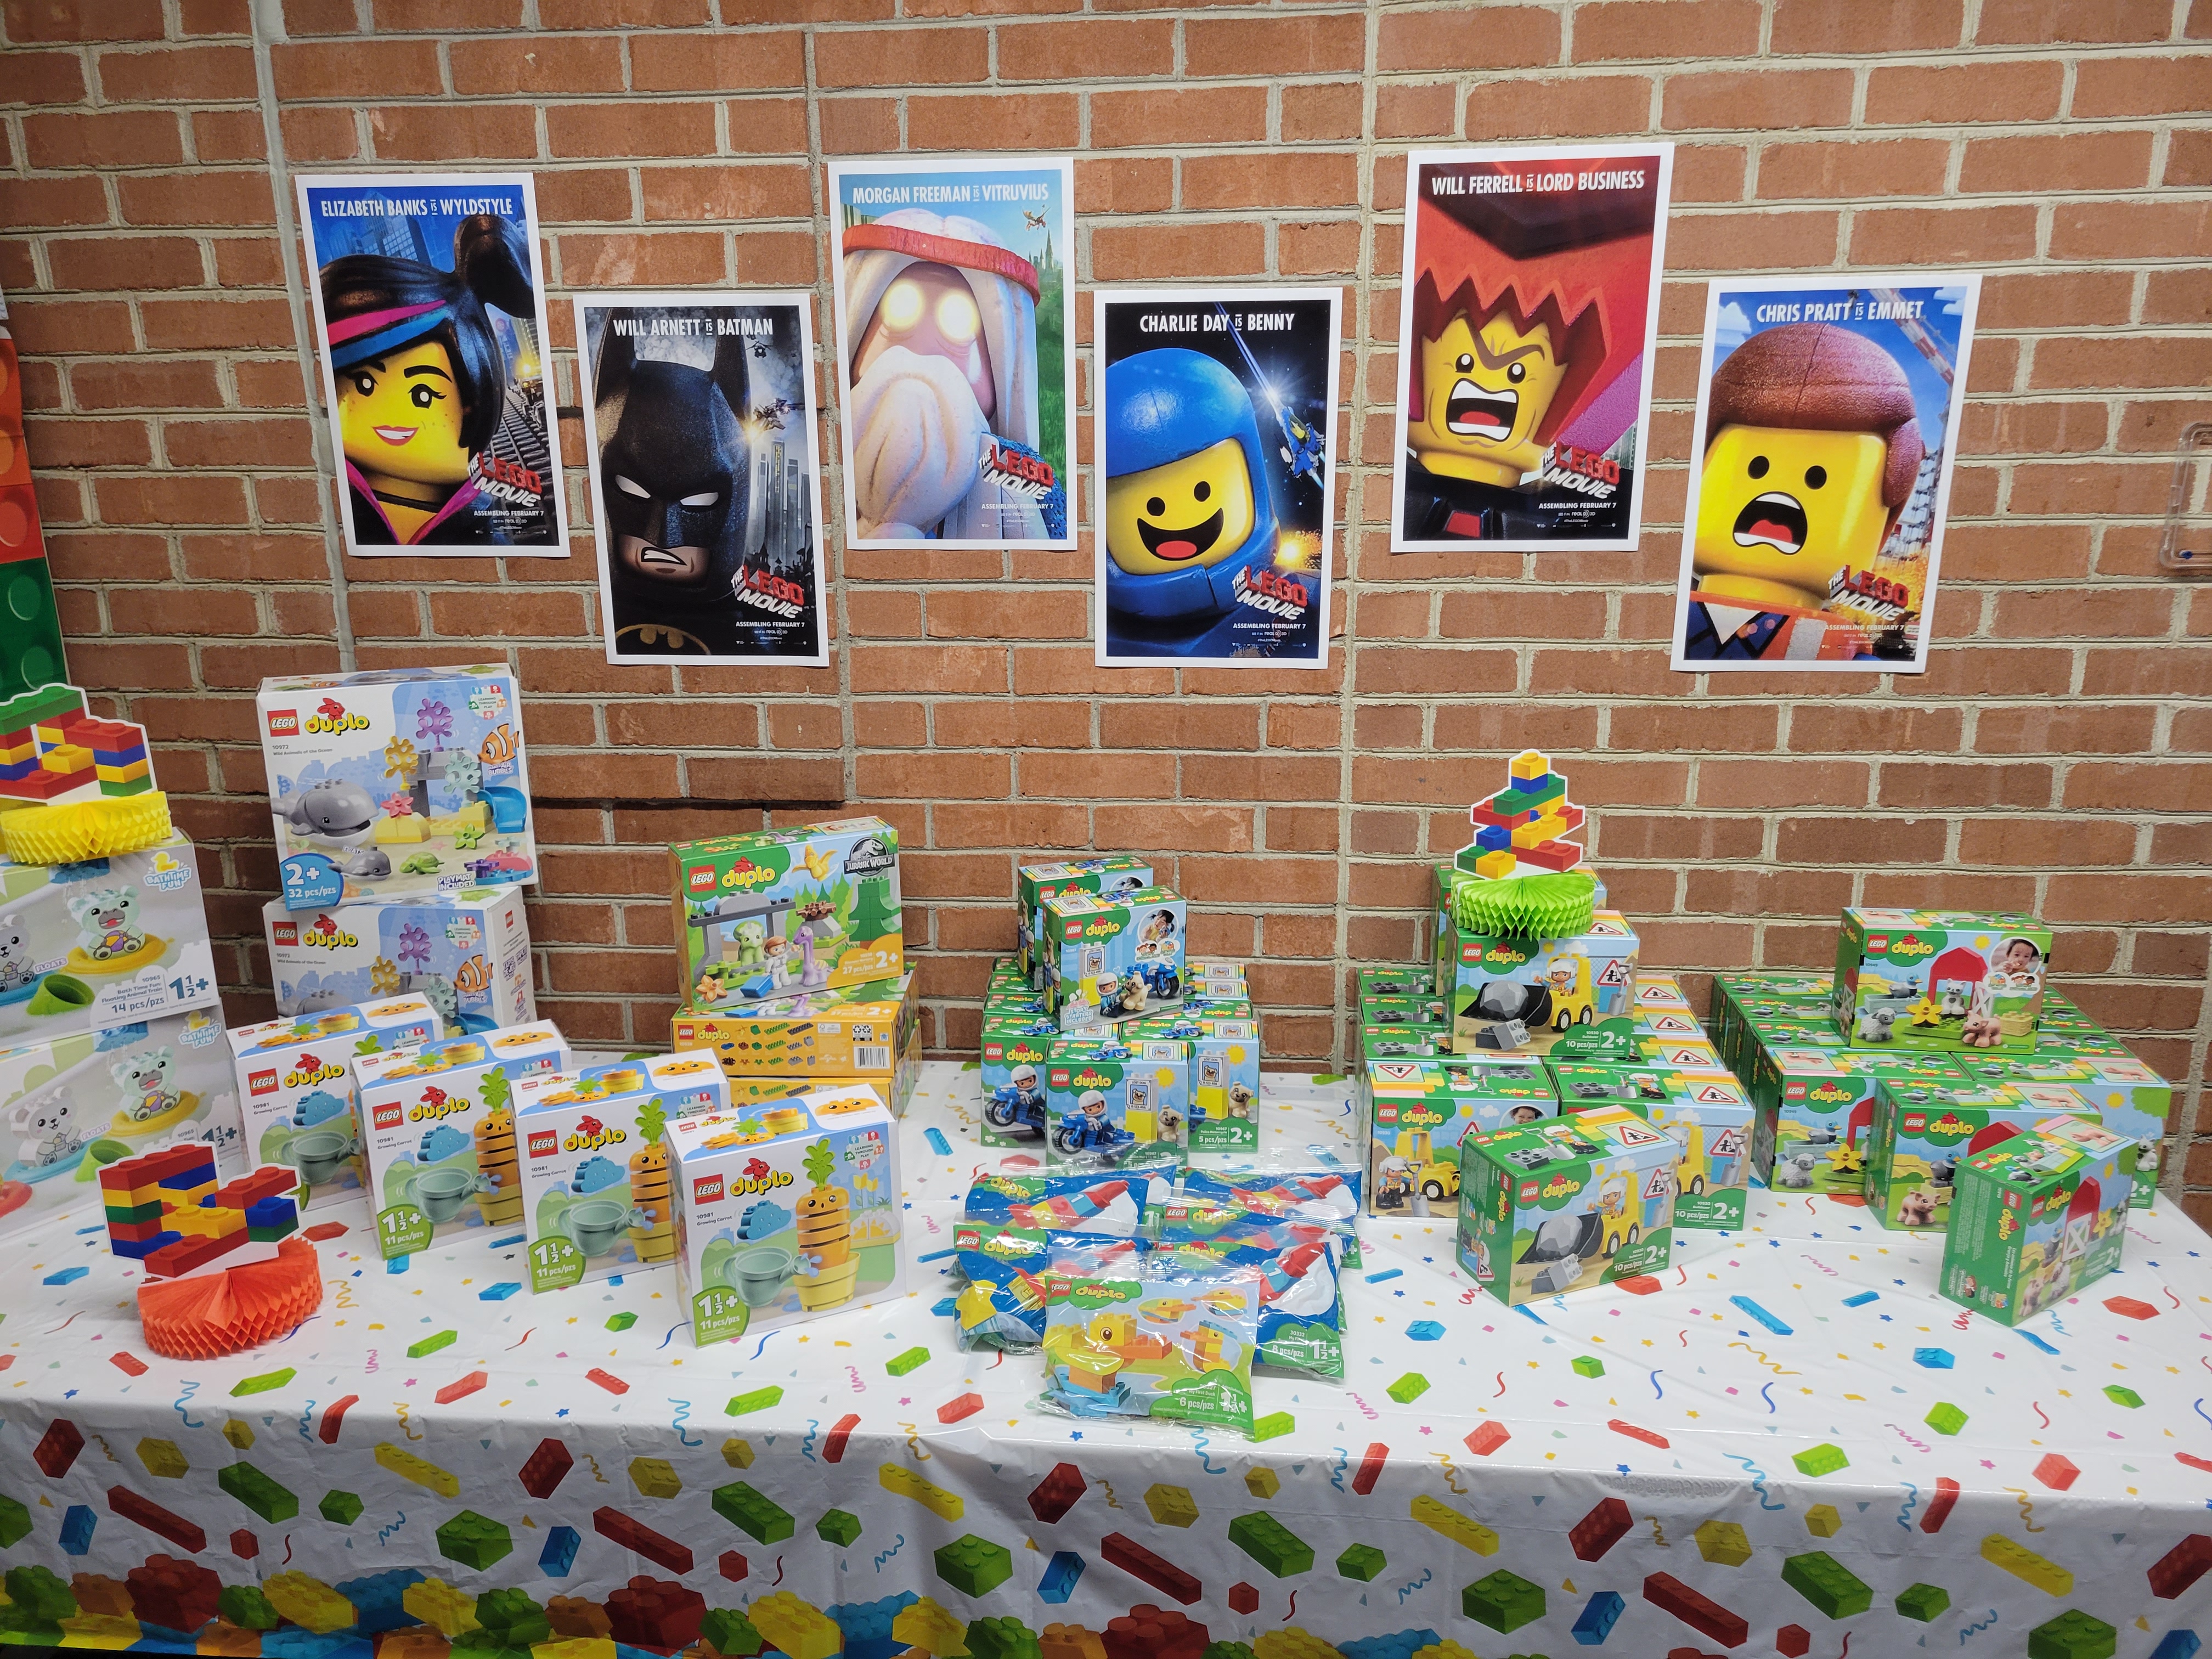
[
  {"x1": 285, "y1": 1058, "x2": 347, "y2": 1091},
  {"x1": 300, "y1": 916, "x2": 359, "y2": 951}
]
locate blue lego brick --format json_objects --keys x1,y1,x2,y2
[
  {"x1": 931, "y1": 1296, "x2": 960, "y2": 1319},
  {"x1": 334, "y1": 1570, "x2": 425, "y2": 1637},
  {"x1": 1476, "y1": 825, "x2": 1511, "y2": 853},
  {"x1": 478, "y1": 1282, "x2": 522, "y2": 1301},
  {"x1": 1337, "y1": 1633, "x2": 1442, "y2": 1659},
  {"x1": 1573, "y1": 1589, "x2": 1626, "y2": 1646},
  {"x1": 108, "y1": 1234, "x2": 180, "y2": 1260},
  {"x1": 1912, "y1": 1346, "x2": 1955, "y2": 1369},
  {"x1": 42, "y1": 1266, "x2": 87, "y2": 1286},
  {"x1": 538, "y1": 1526, "x2": 580, "y2": 1578},
  {"x1": 825, "y1": 1590, "x2": 916, "y2": 1659},
  {"x1": 1040, "y1": 1550, "x2": 1083, "y2": 1604},
  {"x1": 262, "y1": 1630, "x2": 372, "y2": 1659},
  {"x1": 1842, "y1": 1291, "x2": 1878, "y2": 1307},
  {"x1": 924, "y1": 1128, "x2": 952, "y2": 1156},
  {"x1": 1406, "y1": 1320, "x2": 1444, "y2": 1341},
  {"x1": 2151, "y1": 1634, "x2": 2199, "y2": 1659},
  {"x1": 58, "y1": 1504, "x2": 93, "y2": 1556},
  {"x1": 1730, "y1": 1295, "x2": 1792, "y2": 1335}
]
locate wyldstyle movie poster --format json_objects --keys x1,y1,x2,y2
[
  {"x1": 573, "y1": 294, "x2": 829, "y2": 666},
  {"x1": 1093, "y1": 289, "x2": 1340, "y2": 668},
  {"x1": 1669, "y1": 273, "x2": 1980, "y2": 672},
  {"x1": 1390, "y1": 144, "x2": 1672, "y2": 554},
  {"x1": 295, "y1": 172, "x2": 567, "y2": 557},
  {"x1": 827, "y1": 153, "x2": 1075, "y2": 551}
]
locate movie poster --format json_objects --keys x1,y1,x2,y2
[
  {"x1": 294, "y1": 172, "x2": 567, "y2": 558},
  {"x1": 573, "y1": 294, "x2": 829, "y2": 666},
  {"x1": 1669, "y1": 274, "x2": 1980, "y2": 672},
  {"x1": 1093, "y1": 289, "x2": 1340, "y2": 668},
  {"x1": 827, "y1": 153, "x2": 1074, "y2": 551},
  {"x1": 1390, "y1": 144, "x2": 1672, "y2": 554}
]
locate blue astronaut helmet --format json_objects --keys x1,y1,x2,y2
[{"x1": 1103, "y1": 348, "x2": 1277, "y2": 623}]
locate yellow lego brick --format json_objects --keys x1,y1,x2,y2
[
  {"x1": 1409, "y1": 1493, "x2": 1498, "y2": 1556},
  {"x1": 628, "y1": 1457, "x2": 680, "y2": 1499},
  {"x1": 1474, "y1": 849, "x2": 1516, "y2": 879},
  {"x1": 1245, "y1": 1466, "x2": 1280, "y2": 1499},
  {"x1": 748, "y1": 1592, "x2": 840, "y2": 1659},
  {"x1": 1511, "y1": 814, "x2": 1566, "y2": 849},
  {"x1": 1980, "y1": 1533, "x2": 2073, "y2": 1596},
  {"x1": 893, "y1": 1596, "x2": 970, "y2": 1656},
  {"x1": 1409, "y1": 1644, "x2": 1482, "y2": 1659},
  {"x1": 136, "y1": 1437, "x2": 188, "y2": 1479},
  {"x1": 530, "y1": 1640, "x2": 615, "y2": 1659},
  {"x1": 374, "y1": 815, "x2": 428, "y2": 844},
  {"x1": 403, "y1": 1577, "x2": 481, "y2": 1638},
  {"x1": 262, "y1": 1572, "x2": 354, "y2": 1635},
  {"x1": 221, "y1": 1419, "x2": 254, "y2": 1451},
  {"x1": 1255, "y1": 1633, "x2": 1346, "y2": 1659},
  {"x1": 1695, "y1": 1519, "x2": 1752, "y2": 1566},
  {"x1": 195, "y1": 1620, "x2": 263, "y2": 1657},
  {"x1": 1804, "y1": 1503, "x2": 1841, "y2": 1537},
  {"x1": 1041, "y1": 1630, "x2": 1104, "y2": 1659},
  {"x1": 58, "y1": 1613, "x2": 141, "y2": 1650},
  {"x1": 1144, "y1": 1483, "x2": 1198, "y2": 1528},
  {"x1": 879, "y1": 1462, "x2": 964, "y2": 1522},
  {"x1": 376, "y1": 1630, "x2": 453, "y2": 1659},
  {"x1": 720, "y1": 1436, "x2": 755, "y2": 1469},
  {"x1": 95, "y1": 759, "x2": 150, "y2": 784},
  {"x1": 1510, "y1": 751, "x2": 1550, "y2": 781},
  {"x1": 376, "y1": 1440, "x2": 460, "y2": 1498}
]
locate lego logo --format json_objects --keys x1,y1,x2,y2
[
  {"x1": 1867, "y1": 935, "x2": 1888, "y2": 951},
  {"x1": 1519, "y1": 1182, "x2": 1539, "y2": 1202},
  {"x1": 266, "y1": 709, "x2": 298, "y2": 737},
  {"x1": 527, "y1": 1130, "x2": 558, "y2": 1158},
  {"x1": 273, "y1": 922, "x2": 299, "y2": 946},
  {"x1": 687, "y1": 867, "x2": 717, "y2": 894},
  {"x1": 373, "y1": 1102, "x2": 403, "y2": 1130},
  {"x1": 692, "y1": 1175, "x2": 724, "y2": 1204},
  {"x1": 247, "y1": 1068, "x2": 279, "y2": 1097},
  {"x1": 1785, "y1": 1084, "x2": 1805, "y2": 1099},
  {"x1": 1063, "y1": 922, "x2": 1080, "y2": 939}
]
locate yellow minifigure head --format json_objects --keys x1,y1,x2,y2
[
  {"x1": 1691, "y1": 323, "x2": 1925, "y2": 613},
  {"x1": 1406, "y1": 312, "x2": 1568, "y2": 486},
  {"x1": 337, "y1": 339, "x2": 471, "y2": 488},
  {"x1": 1104, "y1": 437, "x2": 1255, "y2": 577}
]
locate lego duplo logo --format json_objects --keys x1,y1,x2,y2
[
  {"x1": 1048, "y1": 1068, "x2": 1071, "y2": 1088},
  {"x1": 305, "y1": 698, "x2": 371, "y2": 736},
  {"x1": 1807, "y1": 1082, "x2": 1854, "y2": 1106},
  {"x1": 1541, "y1": 1173, "x2": 1582, "y2": 1199},
  {"x1": 272, "y1": 920, "x2": 300, "y2": 947},
  {"x1": 564, "y1": 1124, "x2": 628, "y2": 1153},
  {"x1": 1929, "y1": 1112, "x2": 1974, "y2": 1137},
  {"x1": 1471, "y1": 942, "x2": 1532, "y2": 969},
  {"x1": 300, "y1": 915, "x2": 359, "y2": 951},
  {"x1": 1518, "y1": 1180, "x2": 1542, "y2": 1203},
  {"x1": 1081, "y1": 919, "x2": 1120, "y2": 939},
  {"x1": 407, "y1": 1087, "x2": 472, "y2": 1123},
  {"x1": 284, "y1": 1058, "x2": 346, "y2": 1091},
  {"x1": 729, "y1": 1170, "x2": 794, "y2": 1197},
  {"x1": 1069, "y1": 1066, "x2": 1116, "y2": 1091},
  {"x1": 247, "y1": 1067, "x2": 280, "y2": 1097},
  {"x1": 526, "y1": 1129, "x2": 559, "y2": 1159},
  {"x1": 718, "y1": 854, "x2": 786, "y2": 893},
  {"x1": 685, "y1": 866, "x2": 719, "y2": 896},
  {"x1": 1886, "y1": 934, "x2": 1937, "y2": 961},
  {"x1": 692, "y1": 1173, "x2": 725, "y2": 1204},
  {"x1": 373, "y1": 1101, "x2": 404, "y2": 1131},
  {"x1": 266, "y1": 708, "x2": 300, "y2": 738}
]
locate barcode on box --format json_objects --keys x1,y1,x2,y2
[{"x1": 854, "y1": 1046, "x2": 889, "y2": 1072}]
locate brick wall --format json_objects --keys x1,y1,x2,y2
[{"x1": 3, "y1": 0, "x2": 2209, "y2": 1209}]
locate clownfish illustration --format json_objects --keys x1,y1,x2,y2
[
  {"x1": 453, "y1": 956, "x2": 493, "y2": 996},
  {"x1": 478, "y1": 725, "x2": 518, "y2": 767}
]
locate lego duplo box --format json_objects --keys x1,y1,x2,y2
[
  {"x1": 260, "y1": 665, "x2": 535, "y2": 911},
  {"x1": 1456, "y1": 1104, "x2": 1679, "y2": 1304},
  {"x1": 1365, "y1": 1055, "x2": 1556, "y2": 1220},
  {"x1": 0, "y1": 1003, "x2": 242, "y2": 1244},
  {"x1": 1709, "y1": 972, "x2": 1833, "y2": 1071},
  {"x1": 672, "y1": 971, "x2": 920, "y2": 1116},
  {"x1": 1125, "y1": 1009, "x2": 1260, "y2": 1154},
  {"x1": 265, "y1": 885, "x2": 534, "y2": 1037},
  {"x1": 1552, "y1": 1064, "x2": 1755, "y2": 1229},
  {"x1": 1864, "y1": 1074, "x2": 2092, "y2": 1233},
  {"x1": 1360, "y1": 992, "x2": 1448, "y2": 1029},
  {"x1": 1361, "y1": 1023, "x2": 1452, "y2": 1063},
  {"x1": 1747, "y1": 1046, "x2": 1968, "y2": 1197},
  {"x1": 512, "y1": 1051, "x2": 726, "y2": 1293},
  {"x1": 670, "y1": 816, "x2": 901, "y2": 1014},
  {"x1": 979, "y1": 1010, "x2": 1060, "y2": 1148},
  {"x1": 356, "y1": 1021, "x2": 571, "y2": 1260},
  {"x1": 1833, "y1": 907, "x2": 2052, "y2": 1053},
  {"x1": 1016, "y1": 856, "x2": 1154, "y2": 984},
  {"x1": 1041, "y1": 884, "x2": 1186, "y2": 1030},
  {"x1": 1942, "y1": 1115, "x2": 2134, "y2": 1326},
  {"x1": 227, "y1": 993, "x2": 439, "y2": 1210},
  {"x1": 0, "y1": 831, "x2": 220, "y2": 1049},
  {"x1": 1440, "y1": 910, "x2": 1640, "y2": 1056},
  {"x1": 1358, "y1": 966, "x2": 1435, "y2": 1001},
  {"x1": 1045, "y1": 1035, "x2": 1188, "y2": 1176},
  {"x1": 668, "y1": 1084, "x2": 902, "y2": 1348},
  {"x1": 1956, "y1": 1047, "x2": 2172, "y2": 1208}
]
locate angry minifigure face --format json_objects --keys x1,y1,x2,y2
[
  {"x1": 337, "y1": 340, "x2": 471, "y2": 487},
  {"x1": 1409, "y1": 311, "x2": 1568, "y2": 486},
  {"x1": 1103, "y1": 437, "x2": 1256, "y2": 577},
  {"x1": 1691, "y1": 425, "x2": 1892, "y2": 611}
]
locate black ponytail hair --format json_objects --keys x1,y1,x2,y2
[{"x1": 320, "y1": 212, "x2": 534, "y2": 455}]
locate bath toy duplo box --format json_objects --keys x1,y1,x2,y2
[
  {"x1": 356, "y1": 1020, "x2": 572, "y2": 1261},
  {"x1": 512, "y1": 1051, "x2": 727, "y2": 1294},
  {"x1": 227, "y1": 992, "x2": 440, "y2": 1211},
  {"x1": 264, "y1": 885, "x2": 536, "y2": 1037},
  {"x1": 668, "y1": 1082, "x2": 904, "y2": 1349}
]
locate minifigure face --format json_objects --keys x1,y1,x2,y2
[
  {"x1": 1691, "y1": 424, "x2": 1892, "y2": 609},
  {"x1": 1080, "y1": 1091, "x2": 1107, "y2": 1121},
  {"x1": 1408, "y1": 311, "x2": 1566, "y2": 483},
  {"x1": 337, "y1": 340, "x2": 471, "y2": 486},
  {"x1": 1103, "y1": 438, "x2": 1256, "y2": 578},
  {"x1": 853, "y1": 262, "x2": 996, "y2": 419}
]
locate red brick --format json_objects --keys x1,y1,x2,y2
[
  {"x1": 4, "y1": 0, "x2": 163, "y2": 40},
  {"x1": 272, "y1": 39, "x2": 441, "y2": 100},
  {"x1": 2073, "y1": 55, "x2": 2212, "y2": 118},
  {"x1": 0, "y1": 48, "x2": 84, "y2": 104},
  {"x1": 1663, "y1": 68, "x2": 1853, "y2": 131},
  {"x1": 47, "y1": 236, "x2": 204, "y2": 291},
  {"x1": 97, "y1": 42, "x2": 256, "y2": 100},
  {"x1": 998, "y1": 18, "x2": 1172, "y2": 80},
  {"x1": 1185, "y1": 13, "x2": 1365, "y2": 76},
  {"x1": 450, "y1": 36, "x2": 623, "y2": 96},
  {"x1": 641, "y1": 164, "x2": 811, "y2": 223},
  {"x1": 1378, "y1": 6, "x2": 1560, "y2": 71},
  {"x1": 1864, "y1": 60, "x2": 2062, "y2": 124},
  {"x1": 1959, "y1": 130, "x2": 2155, "y2": 194},
  {"x1": 116, "y1": 170, "x2": 275, "y2": 228},
  {"x1": 631, "y1": 30, "x2": 805, "y2": 91},
  {"x1": 909, "y1": 93, "x2": 1077, "y2": 151},
  {"x1": 1091, "y1": 84, "x2": 1267, "y2": 148},
  {"x1": 815, "y1": 27, "x2": 985, "y2": 88},
  {"x1": 1573, "y1": 0, "x2": 1762, "y2": 59},
  {"x1": 1465, "y1": 75, "x2": 1652, "y2": 140},
  {"x1": 1759, "y1": 138, "x2": 1950, "y2": 200},
  {"x1": 1850, "y1": 205, "x2": 2039, "y2": 265},
  {"x1": 1773, "y1": 0, "x2": 1963, "y2": 53},
  {"x1": 549, "y1": 101, "x2": 714, "y2": 159}
]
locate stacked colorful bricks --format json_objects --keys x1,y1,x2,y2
[
  {"x1": 100, "y1": 1147, "x2": 299, "y2": 1279},
  {"x1": 1464, "y1": 750, "x2": 1585, "y2": 878},
  {"x1": 0, "y1": 684, "x2": 132, "y2": 802}
]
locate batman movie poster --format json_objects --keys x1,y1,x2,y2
[
  {"x1": 1093, "y1": 288, "x2": 1340, "y2": 668},
  {"x1": 573, "y1": 294, "x2": 829, "y2": 666},
  {"x1": 827, "y1": 153, "x2": 1074, "y2": 551},
  {"x1": 295, "y1": 172, "x2": 567, "y2": 557},
  {"x1": 1390, "y1": 144, "x2": 1672, "y2": 554},
  {"x1": 1669, "y1": 274, "x2": 1980, "y2": 673}
]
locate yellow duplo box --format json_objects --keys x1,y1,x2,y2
[{"x1": 674, "y1": 972, "x2": 919, "y2": 1085}]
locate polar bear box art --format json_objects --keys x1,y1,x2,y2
[{"x1": 841, "y1": 208, "x2": 1048, "y2": 543}]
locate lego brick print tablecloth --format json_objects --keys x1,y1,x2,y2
[{"x1": 0, "y1": 1059, "x2": 2207, "y2": 1659}]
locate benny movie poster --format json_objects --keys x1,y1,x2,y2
[
  {"x1": 572, "y1": 294, "x2": 829, "y2": 665},
  {"x1": 1093, "y1": 288, "x2": 1340, "y2": 667},
  {"x1": 1669, "y1": 274, "x2": 1980, "y2": 672},
  {"x1": 295, "y1": 173, "x2": 567, "y2": 557},
  {"x1": 1391, "y1": 144, "x2": 1672, "y2": 553},
  {"x1": 827, "y1": 154, "x2": 1074, "y2": 551}
]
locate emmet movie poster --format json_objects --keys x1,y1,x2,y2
[
  {"x1": 1669, "y1": 274, "x2": 1980, "y2": 672},
  {"x1": 1093, "y1": 288, "x2": 1340, "y2": 668},
  {"x1": 572, "y1": 294, "x2": 829, "y2": 667},
  {"x1": 827, "y1": 154, "x2": 1075, "y2": 551},
  {"x1": 1391, "y1": 144, "x2": 1672, "y2": 554},
  {"x1": 295, "y1": 172, "x2": 567, "y2": 557}
]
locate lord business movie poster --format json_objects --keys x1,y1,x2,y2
[
  {"x1": 295, "y1": 172, "x2": 567, "y2": 557},
  {"x1": 573, "y1": 294, "x2": 830, "y2": 665}
]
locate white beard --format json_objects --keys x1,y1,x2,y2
[{"x1": 849, "y1": 346, "x2": 1047, "y2": 543}]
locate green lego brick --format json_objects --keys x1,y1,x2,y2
[
  {"x1": 136, "y1": 1438, "x2": 188, "y2": 1480},
  {"x1": 1791, "y1": 1442, "x2": 1849, "y2": 1478},
  {"x1": 1338, "y1": 1542, "x2": 1387, "y2": 1581},
  {"x1": 1695, "y1": 1519, "x2": 1752, "y2": 1566},
  {"x1": 1144, "y1": 1483, "x2": 1199, "y2": 1528},
  {"x1": 1803, "y1": 1503, "x2": 1841, "y2": 1537},
  {"x1": 1244, "y1": 1466, "x2": 1280, "y2": 1498},
  {"x1": 2028, "y1": 1609, "x2": 2118, "y2": 1659},
  {"x1": 725, "y1": 1385, "x2": 783, "y2": 1417},
  {"x1": 4, "y1": 1565, "x2": 72, "y2": 1624},
  {"x1": 712, "y1": 1481, "x2": 794, "y2": 1545},
  {"x1": 218, "y1": 1461, "x2": 300, "y2": 1524},
  {"x1": 1782, "y1": 1551, "x2": 1874, "y2": 1619},
  {"x1": 408, "y1": 1329, "x2": 459, "y2": 1358},
  {"x1": 472, "y1": 1588, "x2": 550, "y2": 1647},
  {"x1": 319, "y1": 1490, "x2": 364, "y2": 1526},
  {"x1": 934, "y1": 1533, "x2": 1013, "y2": 1598},
  {"x1": 699, "y1": 1607, "x2": 763, "y2": 1658},
  {"x1": 1925, "y1": 1402, "x2": 1968, "y2": 1436},
  {"x1": 1228, "y1": 1511, "x2": 1314, "y2": 1578},
  {"x1": 1386, "y1": 1372, "x2": 1430, "y2": 1404},
  {"x1": 0, "y1": 1494, "x2": 27, "y2": 1549},
  {"x1": 1462, "y1": 1568, "x2": 1545, "y2": 1634},
  {"x1": 964, "y1": 1615, "x2": 1044, "y2": 1659},
  {"x1": 1252, "y1": 1411, "x2": 1294, "y2": 1442},
  {"x1": 2103, "y1": 1384, "x2": 2144, "y2": 1409},
  {"x1": 887, "y1": 1346, "x2": 930, "y2": 1377},
  {"x1": 1572, "y1": 1355, "x2": 1605, "y2": 1378},
  {"x1": 605, "y1": 1312, "x2": 637, "y2": 1333},
  {"x1": 436, "y1": 1509, "x2": 515, "y2": 1572},
  {"x1": 1897, "y1": 1583, "x2": 1951, "y2": 1623},
  {"x1": 816, "y1": 1509, "x2": 862, "y2": 1547},
  {"x1": 217, "y1": 1584, "x2": 280, "y2": 1632},
  {"x1": 229, "y1": 1368, "x2": 295, "y2": 1397}
]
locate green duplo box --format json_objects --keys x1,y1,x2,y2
[
  {"x1": 1833, "y1": 907, "x2": 2051, "y2": 1053},
  {"x1": 1940, "y1": 1115, "x2": 2134, "y2": 1326},
  {"x1": 1455, "y1": 1104, "x2": 1677, "y2": 1304},
  {"x1": 1864, "y1": 1075, "x2": 2095, "y2": 1233}
]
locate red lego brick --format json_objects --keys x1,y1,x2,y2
[
  {"x1": 434, "y1": 1371, "x2": 487, "y2": 1405},
  {"x1": 318, "y1": 1395, "x2": 357, "y2": 1446},
  {"x1": 2033, "y1": 1453, "x2": 2080, "y2": 1492},
  {"x1": 1644, "y1": 1572, "x2": 1749, "y2": 1648},
  {"x1": 144, "y1": 1232, "x2": 244, "y2": 1279},
  {"x1": 2179, "y1": 1453, "x2": 2212, "y2": 1475},
  {"x1": 1920, "y1": 1475, "x2": 1960, "y2": 1534},
  {"x1": 823, "y1": 1411, "x2": 859, "y2": 1464},
  {"x1": 1515, "y1": 842, "x2": 1584, "y2": 871},
  {"x1": 109, "y1": 1351, "x2": 148, "y2": 1377},
  {"x1": 1464, "y1": 1421, "x2": 1510, "y2": 1457},
  {"x1": 2149, "y1": 1533, "x2": 2212, "y2": 1600},
  {"x1": 230, "y1": 1529, "x2": 257, "y2": 1560},
  {"x1": 1609, "y1": 1418, "x2": 1671, "y2": 1449},
  {"x1": 1352, "y1": 1441, "x2": 1387, "y2": 1496},
  {"x1": 1776, "y1": 1626, "x2": 1810, "y2": 1658},
  {"x1": 34, "y1": 1418, "x2": 84, "y2": 1477},
  {"x1": 1101, "y1": 1532, "x2": 1200, "y2": 1607},
  {"x1": 124, "y1": 1553, "x2": 223, "y2": 1633},
  {"x1": 2106, "y1": 1295, "x2": 2159, "y2": 1321},
  {"x1": 1615, "y1": 1275, "x2": 1663, "y2": 1295},
  {"x1": 605, "y1": 1575, "x2": 704, "y2": 1655},
  {"x1": 1227, "y1": 1583, "x2": 1259, "y2": 1616},
  {"x1": 302, "y1": 1221, "x2": 348, "y2": 1242},
  {"x1": 1571, "y1": 1496, "x2": 1633, "y2": 1562},
  {"x1": 938, "y1": 1391, "x2": 984, "y2": 1424},
  {"x1": 519, "y1": 1437, "x2": 574, "y2": 1499},
  {"x1": 717, "y1": 1550, "x2": 747, "y2": 1583},
  {"x1": 106, "y1": 1485, "x2": 206, "y2": 1554},
  {"x1": 1029, "y1": 1461, "x2": 1086, "y2": 1523},
  {"x1": 592, "y1": 1505, "x2": 692, "y2": 1576},
  {"x1": 1103, "y1": 1603, "x2": 1207, "y2": 1659},
  {"x1": 586, "y1": 1367, "x2": 629, "y2": 1395}
]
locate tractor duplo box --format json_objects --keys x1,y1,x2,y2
[
  {"x1": 264, "y1": 884, "x2": 534, "y2": 1036},
  {"x1": 672, "y1": 970, "x2": 922, "y2": 1117},
  {"x1": 1435, "y1": 908, "x2": 1641, "y2": 1057},
  {"x1": 1550, "y1": 1063, "x2": 1756, "y2": 1229},
  {"x1": 1942, "y1": 1115, "x2": 2135, "y2": 1328},
  {"x1": 258, "y1": 665, "x2": 535, "y2": 911},
  {"x1": 1364, "y1": 1054, "x2": 1557, "y2": 1220},
  {"x1": 1457, "y1": 1104, "x2": 1679, "y2": 1305},
  {"x1": 669, "y1": 817, "x2": 902, "y2": 1015},
  {"x1": 1833, "y1": 907, "x2": 2052, "y2": 1054}
]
